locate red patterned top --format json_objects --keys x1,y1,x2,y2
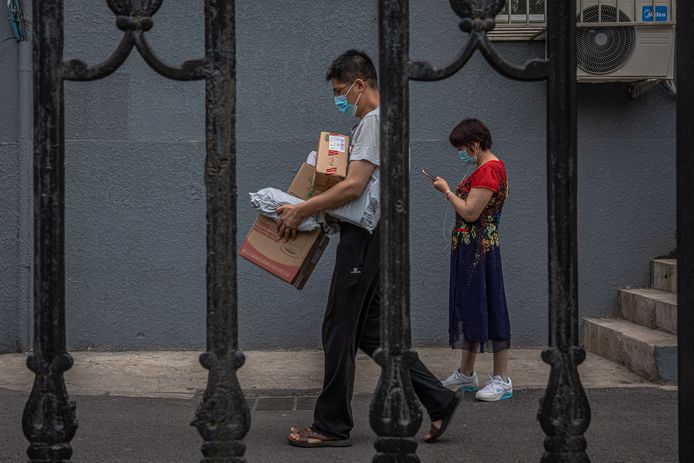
[{"x1": 452, "y1": 160, "x2": 509, "y2": 252}]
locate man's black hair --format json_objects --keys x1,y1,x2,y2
[{"x1": 326, "y1": 49, "x2": 378, "y2": 87}]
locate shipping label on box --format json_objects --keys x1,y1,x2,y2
[{"x1": 314, "y1": 132, "x2": 349, "y2": 193}]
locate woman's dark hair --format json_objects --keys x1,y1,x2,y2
[
  {"x1": 326, "y1": 49, "x2": 378, "y2": 87},
  {"x1": 449, "y1": 118, "x2": 493, "y2": 150}
]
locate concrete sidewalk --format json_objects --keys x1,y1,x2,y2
[
  {"x1": 0, "y1": 349, "x2": 678, "y2": 462},
  {"x1": 0, "y1": 387, "x2": 677, "y2": 462},
  {"x1": 0, "y1": 348, "x2": 665, "y2": 400}
]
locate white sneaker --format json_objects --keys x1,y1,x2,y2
[
  {"x1": 440, "y1": 368, "x2": 480, "y2": 392},
  {"x1": 475, "y1": 375, "x2": 513, "y2": 402}
]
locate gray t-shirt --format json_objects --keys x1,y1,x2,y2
[
  {"x1": 341, "y1": 107, "x2": 380, "y2": 230},
  {"x1": 349, "y1": 107, "x2": 380, "y2": 184}
]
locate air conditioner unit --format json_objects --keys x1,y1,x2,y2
[{"x1": 576, "y1": 1, "x2": 675, "y2": 82}]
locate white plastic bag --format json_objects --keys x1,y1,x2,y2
[
  {"x1": 249, "y1": 188, "x2": 323, "y2": 232},
  {"x1": 305, "y1": 150, "x2": 317, "y2": 167},
  {"x1": 328, "y1": 177, "x2": 380, "y2": 233}
]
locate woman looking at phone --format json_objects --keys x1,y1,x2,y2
[{"x1": 429, "y1": 118, "x2": 513, "y2": 402}]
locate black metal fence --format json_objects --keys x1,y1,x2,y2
[
  {"x1": 22, "y1": 0, "x2": 691, "y2": 462},
  {"x1": 25, "y1": 1, "x2": 248, "y2": 461},
  {"x1": 374, "y1": 1, "x2": 590, "y2": 461}
]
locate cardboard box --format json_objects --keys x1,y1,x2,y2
[
  {"x1": 313, "y1": 132, "x2": 349, "y2": 193},
  {"x1": 238, "y1": 215, "x2": 329, "y2": 289},
  {"x1": 239, "y1": 161, "x2": 330, "y2": 289},
  {"x1": 287, "y1": 163, "x2": 317, "y2": 201}
]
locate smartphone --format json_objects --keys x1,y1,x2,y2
[{"x1": 421, "y1": 169, "x2": 437, "y2": 181}]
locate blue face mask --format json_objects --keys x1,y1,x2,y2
[
  {"x1": 458, "y1": 148, "x2": 476, "y2": 165},
  {"x1": 334, "y1": 82, "x2": 359, "y2": 117}
]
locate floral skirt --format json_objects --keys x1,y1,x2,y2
[{"x1": 449, "y1": 239, "x2": 510, "y2": 352}]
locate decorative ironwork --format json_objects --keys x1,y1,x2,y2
[
  {"x1": 376, "y1": 0, "x2": 590, "y2": 461},
  {"x1": 371, "y1": 2, "x2": 422, "y2": 461},
  {"x1": 191, "y1": 1, "x2": 251, "y2": 461},
  {"x1": 106, "y1": 0, "x2": 162, "y2": 30},
  {"x1": 25, "y1": 1, "x2": 249, "y2": 461},
  {"x1": 409, "y1": 0, "x2": 548, "y2": 81},
  {"x1": 27, "y1": 0, "x2": 694, "y2": 462},
  {"x1": 537, "y1": 3, "x2": 591, "y2": 462},
  {"x1": 450, "y1": 0, "x2": 506, "y2": 33},
  {"x1": 23, "y1": 1, "x2": 78, "y2": 460}
]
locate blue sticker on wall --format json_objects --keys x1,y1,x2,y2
[{"x1": 643, "y1": 5, "x2": 668, "y2": 22}]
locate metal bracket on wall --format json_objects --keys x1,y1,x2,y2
[
  {"x1": 662, "y1": 79, "x2": 677, "y2": 97},
  {"x1": 628, "y1": 79, "x2": 661, "y2": 99}
]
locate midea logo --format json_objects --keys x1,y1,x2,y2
[{"x1": 642, "y1": 6, "x2": 668, "y2": 22}]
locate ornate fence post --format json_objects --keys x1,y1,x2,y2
[
  {"x1": 537, "y1": 2, "x2": 591, "y2": 462},
  {"x1": 192, "y1": 1, "x2": 251, "y2": 462},
  {"x1": 24, "y1": 1, "x2": 249, "y2": 461},
  {"x1": 22, "y1": 1, "x2": 78, "y2": 461},
  {"x1": 371, "y1": 0, "x2": 424, "y2": 461}
]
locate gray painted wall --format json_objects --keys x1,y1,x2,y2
[
  {"x1": 1, "y1": 1, "x2": 19, "y2": 352},
  {"x1": 0, "y1": 1, "x2": 676, "y2": 352}
]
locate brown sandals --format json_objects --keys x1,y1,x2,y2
[
  {"x1": 423, "y1": 390, "x2": 463, "y2": 443},
  {"x1": 287, "y1": 426, "x2": 353, "y2": 448},
  {"x1": 288, "y1": 391, "x2": 462, "y2": 447}
]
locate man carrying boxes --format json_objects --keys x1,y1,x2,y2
[
  {"x1": 280, "y1": 50, "x2": 461, "y2": 448},
  {"x1": 238, "y1": 132, "x2": 349, "y2": 289}
]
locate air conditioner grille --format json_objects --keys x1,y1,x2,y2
[{"x1": 577, "y1": 6, "x2": 635, "y2": 75}]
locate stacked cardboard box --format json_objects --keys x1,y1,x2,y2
[
  {"x1": 313, "y1": 132, "x2": 349, "y2": 193},
  {"x1": 239, "y1": 132, "x2": 349, "y2": 289}
]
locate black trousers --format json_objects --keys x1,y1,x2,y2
[{"x1": 311, "y1": 222, "x2": 456, "y2": 440}]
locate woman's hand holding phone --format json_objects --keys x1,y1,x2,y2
[
  {"x1": 432, "y1": 177, "x2": 451, "y2": 195},
  {"x1": 421, "y1": 168, "x2": 451, "y2": 196}
]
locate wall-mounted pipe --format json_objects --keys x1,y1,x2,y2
[{"x1": 16, "y1": 0, "x2": 32, "y2": 352}]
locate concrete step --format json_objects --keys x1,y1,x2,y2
[
  {"x1": 583, "y1": 317, "x2": 677, "y2": 383},
  {"x1": 652, "y1": 259, "x2": 677, "y2": 293},
  {"x1": 619, "y1": 288, "x2": 677, "y2": 334}
]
